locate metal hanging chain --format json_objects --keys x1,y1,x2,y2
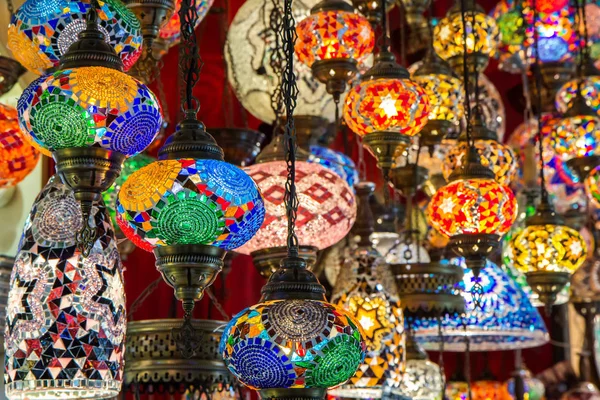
[
  {"x1": 438, "y1": 315, "x2": 447, "y2": 400},
  {"x1": 464, "y1": 322, "x2": 473, "y2": 400},
  {"x1": 6, "y1": 0, "x2": 14, "y2": 18},
  {"x1": 356, "y1": 133, "x2": 367, "y2": 181},
  {"x1": 281, "y1": 0, "x2": 300, "y2": 256},
  {"x1": 381, "y1": 0, "x2": 391, "y2": 54},
  {"x1": 128, "y1": 277, "x2": 163, "y2": 320},
  {"x1": 398, "y1": 0, "x2": 406, "y2": 66},
  {"x1": 460, "y1": 0, "x2": 474, "y2": 147},
  {"x1": 205, "y1": 287, "x2": 230, "y2": 321},
  {"x1": 582, "y1": 0, "x2": 590, "y2": 72},
  {"x1": 532, "y1": 0, "x2": 549, "y2": 203},
  {"x1": 269, "y1": 0, "x2": 285, "y2": 133},
  {"x1": 220, "y1": 0, "x2": 234, "y2": 128},
  {"x1": 179, "y1": 0, "x2": 202, "y2": 115}
]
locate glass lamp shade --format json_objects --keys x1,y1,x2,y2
[
  {"x1": 225, "y1": 0, "x2": 345, "y2": 124},
  {"x1": 5, "y1": 177, "x2": 125, "y2": 400},
  {"x1": 433, "y1": 10, "x2": 500, "y2": 68},
  {"x1": 309, "y1": 145, "x2": 359, "y2": 189},
  {"x1": 101, "y1": 153, "x2": 155, "y2": 230},
  {"x1": 18, "y1": 67, "x2": 163, "y2": 157},
  {"x1": 396, "y1": 138, "x2": 454, "y2": 177},
  {"x1": 442, "y1": 140, "x2": 518, "y2": 186},
  {"x1": 343, "y1": 77, "x2": 430, "y2": 138},
  {"x1": 472, "y1": 381, "x2": 507, "y2": 400},
  {"x1": 158, "y1": 0, "x2": 214, "y2": 48},
  {"x1": 295, "y1": 9, "x2": 374, "y2": 68},
  {"x1": 446, "y1": 382, "x2": 470, "y2": 400},
  {"x1": 470, "y1": 74, "x2": 506, "y2": 141},
  {"x1": 504, "y1": 369, "x2": 545, "y2": 400},
  {"x1": 385, "y1": 236, "x2": 432, "y2": 264},
  {"x1": 220, "y1": 299, "x2": 367, "y2": 390},
  {"x1": 0, "y1": 103, "x2": 40, "y2": 189},
  {"x1": 411, "y1": 68, "x2": 464, "y2": 127},
  {"x1": 116, "y1": 158, "x2": 265, "y2": 251},
  {"x1": 329, "y1": 247, "x2": 404, "y2": 398},
  {"x1": 411, "y1": 258, "x2": 549, "y2": 351},
  {"x1": 8, "y1": 0, "x2": 142, "y2": 75},
  {"x1": 557, "y1": 77, "x2": 600, "y2": 116},
  {"x1": 235, "y1": 161, "x2": 356, "y2": 255},
  {"x1": 426, "y1": 178, "x2": 518, "y2": 238},
  {"x1": 551, "y1": 114, "x2": 600, "y2": 162},
  {"x1": 508, "y1": 222, "x2": 587, "y2": 274},
  {"x1": 396, "y1": 359, "x2": 444, "y2": 400}
]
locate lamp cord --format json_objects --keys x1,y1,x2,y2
[
  {"x1": 381, "y1": 0, "x2": 391, "y2": 53},
  {"x1": 281, "y1": 0, "x2": 300, "y2": 256},
  {"x1": 179, "y1": 0, "x2": 202, "y2": 115},
  {"x1": 532, "y1": 0, "x2": 549, "y2": 203},
  {"x1": 269, "y1": 0, "x2": 285, "y2": 134},
  {"x1": 438, "y1": 315, "x2": 447, "y2": 400},
  {"x1": 459, "y1": 0, "x2": 474, "y2": 147},
  {"x1": 6, "y1": 0, "x2": 14, "y2": 18}
]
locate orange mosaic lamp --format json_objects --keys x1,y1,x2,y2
[
  {"x1": 296, "y1": 0, "x2": 374, "y2": 99},
  {"x1": 427, "y1": 147, "x2": 518, "y2": 276}
]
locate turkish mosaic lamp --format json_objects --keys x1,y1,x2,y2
[
  {"x1": 394, "y1": 334, "x2": 444, "y2": 400},
  {"x1": 411, "y1": 258, "x2": 549, "y2": 351},
  {"x1": 329, "y1": 182, "x2": 405, "y2": 399},
  {"x1": 8, "y1": 0, "x2": 142, "y2": 75},
  {"x1": 309, "y1": 145, "x2": 359, "y2": 189},
  {"x1": 158, "y1": 0, "x2": 214, "y2": 48},
  {"x1": 4, "y1": 177, "x2": 126, "y2": 400},
  {"x1": 505, "y1": 367, "x2": 545, "y2": 400}
]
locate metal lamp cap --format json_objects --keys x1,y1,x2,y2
[
  {"x1": 525, "y1": 198, "x2": 565, "y2": 227},
  {"x1": 362, "y1": 51, "x2": 410, "y2": 81},
  {"x1": 158, "y1": 111, "x2": 224, "y2": 161},
  {"x1": 447, "y1": 146, "x2": 495, "y2": 181}
]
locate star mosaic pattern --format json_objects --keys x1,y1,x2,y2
[
  {"x1": 344, "y1": 78, "x2": 430, "y2": 137},
  {"x1": 159, "y1": 0, "x2": 214, "y2": 47},
  {"x1": 329, "y1": 247, "x2": 404, "y2": 397},
  {"x1": 116, "y1": 158, "x2": 265, "y2": 251},
  {"x1": 442, "y1": 140, "x2": 518, "y2": 186},
  {"x1": 410, "y1": 259, "x2": 549, "y2": 351},
  {"x1": 427, "y1": 178, "x2": 517, "y2": 237},
  {"x1": 412, "y1": 72, "x2": 464, "y2": 125},
  {"x1": 433, "y1": 11, "x2": 500, "y2": 65},
  {"x1": 236, "y1": 161, "x2": 356, "y2": 254},
  {"x1": 8, "y1": 0, "x2": 142, "y2": 75},
  {"x1": 509, "y1": 223, "x2": 587, "y2": 274},
  {"x1": 219, "y1": 299, "x2": 366, "y2": 390},
  {"x1": 309, "y1": 145, "x2": 359, "y2": 189},
  {"x1": 551, "y1": 114, "x2": 600, "y2": 161},
  {"x1": 295, "y1": 10, "x2": 374, "y2": 67},
  {"x1": 0, "y1": 103, "x2": 40, "y2": 189},
  {"x1": 4, "y1": 178, "x2": 125, "y2": 400},
  {"x1": 17, "y1": 66, "x2": 162, "y2": 157}
]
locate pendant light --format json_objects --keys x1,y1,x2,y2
[
  {"x1": 17, "y1": 3, "x2": 163, "y2": 255},
  {"x1": 220, "y1": 2, "x2": 366, "y2": 398},
  {"x1": 115, "y1": 0, "x2": 265, "y2": 356}
]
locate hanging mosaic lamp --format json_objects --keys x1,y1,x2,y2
[
  {"x1": 446, "y1": 381, "x2": 470, "y2": 400},
  {"x1": 433, "y1": 0, "x2": 500, "y2": 85},
  {"x1": 5, "y1": 177, "x2": 126, "y2": 400},
  {"x1": 427, "y1": 147, "x2": 518, "y2": 276},
  {"x1": 508, "y1": 199, "x2": 587, "y2": 308},
  {"x1": 556, "y1": 75, "x2": 600, "y2": 117},
  {"x1": 410, "y1": 258, "x2": 549, "y2": 351},
  {"x1": 0, "y1": 56, "x2": 40, "y2": 202},
  {"x1": 472, "y1": 368, "x2": 507, "y2": 400},
  {"x1": 226, "y1": 0, "x2": 344, "y2": 125},
  {"x1": 328, "y1": 182, "x2": 405, "y2": 399},
  {"x1": 351, "y1": 0, "x2": 395, "y2": 25},
  {"x1": 504, "y1": 259, "x2": 571, "y2": 307},
  {"x1": 504, "y1": 367, "x2": 545, "y2": 400},
  {"x1": 394, "y1": 333, "x2": 444, "y2": 400},
  {"x1": 442, "y1": 109, "x2": 518, "y2": 186},
  {"x1": 295, "y1": 0, "x2": 374, "y2": 102},
  {"x1": 235, "y1": 135, "x2": 356, "y2": 278},
  {"x1": 158, "y1": 0, "x2": 214, "y2": 48},
  {"x1": 8, "y1": 0, "x2": 142, "y2": 75},
  {"x1": 409, "y1": 50, "x2": 465, "y2": 147},
  {"x1": 17, "y1": 7, "x2": 163, "y2": 254},
  {"x1": 400, "y1": 0, "x2": 433, "y2": 54},
  {"x1": 470, "y1": 73, "x2": 506, "y2": 141},
  {"x1": 309, "y1": 145, "x2": 359, "y2": 188}
]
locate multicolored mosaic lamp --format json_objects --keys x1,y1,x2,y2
[
  {"x1": 17, "y1": 6, "x2": 163, "y2": 254},
  {"x1": 504, "y1": 367, "x2": 545, "y2": 400},
  {"x1": 329, "y1": 182, "x2": 405, "y2": 399},
  {"x1": 235, "y1": 135, "x2": 356, "y2": 278},
  {"x1": 556, "y1": 76, "x2": 600, "y2": 117},
  {"x1": 8, "y1": 0, "x2": 142, "y2": 75},
  {"x1": 295, "y1": 0, "x2": 374, "y2": 102},
  {"x1": 5, "y1": 177, "x2": 126, "y2": 400},
  {"x1": 411, "y1": 258, "x2": 549, "y2": 351},
  {"x1": 116, "y1": 0, "x2": 264, "y2": 347},
  {"x1": 309, "y1": 145, "x2": 359, "y2": 189}
]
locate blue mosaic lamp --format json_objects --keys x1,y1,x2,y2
[
  {"x1": 411, "y1": 258, "x2": 549, "y2": 351},
  {"x1": 308, "y1": 145, "x2": 359, "y2": 188}
]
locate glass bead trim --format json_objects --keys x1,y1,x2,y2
[
  {"x1": 220, "y1": 299, "x2": 367, "y2": 390},
  {"x1": 236, "y1": 161, "x2": 356, "y2": 254},
  {"x1": 5, "y1": 178, "x2": 125, "y2": 400},
  {"x1": 411, "y1": 259, "x2": 549, "y2": 351},
  {"x1": 18, "y1": 66, "x2": 162, "y2": 157},
  {"x1": 116, "y1": 158, "x2": 265, "y2": 251},
  {"x1": 344, "y1": 78, "x2": 430, "y2": 137},
  {"x1": 8, "y1": 0, "x2": 142, "y2": 74}
]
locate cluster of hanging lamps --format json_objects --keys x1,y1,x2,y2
[
  {"x1": 115, "y1": 0, "x2": 265, "y2": 336},
  {"x1": 8, "y1": 0, "x2": 143, "y2": 75},
  {"x1": 329, "y1": 182, "x2": 404, "y2": 399},
  {"x1": 220, "y1": 1, "x2": 366, "y2": 398}
]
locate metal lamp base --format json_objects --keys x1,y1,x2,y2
[
  {"x1": 311, "y1": 58, "x2": 358, "y2": 97},
  {"x1": 449, "y1": 233, "x2": 500, "y2": 278},
  {"x1": 526, "y1": 270, "x2": 570, "y2": 313},
  {"x1": 389, "y1": 164, "x2": 429, "y2": 194},
  {"x1": 259, "y1": 388, "x2": 326, "y2": 400},
  {"x1": 125, "y1": 0, "x2": 176, "y2": 46},
  {"x1": 567, "y1": 155, "x2": 600, "y2": 180},
  {"x1": 419, "y1": 119, "x2": 456, "y2": 147},
  {"x1": 209, "y1": 128, "x2": 267, "y2": 166},
  {"x1": 251, "y1": 246, "x2": 319, "y2": 279},
  {"x1": 362, "y1": 131, "x2": 410, "y2": 177}
]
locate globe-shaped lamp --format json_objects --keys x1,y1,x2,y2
[
  {"x1": 556, "y1": 77, "x2": 600, "y2": 117},
  {"x1": 505, "y1": 368, "x2": 545, "y2": 400},
  {"x1": 309, "y1": 145, "x2": 359, "y2": 188},
  {"x1": 394, "y1": 335, "x2": 444, "y2": 400},
  {"x1": 8, "y1": 0, "x2": 142, "y2": 75}
]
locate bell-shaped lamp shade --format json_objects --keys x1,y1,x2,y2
[
  {"x1": 5, "y1": 177, "x2": 125, "y2": 400},
  {"x1": 8, "y1": 0, "x2": 142, "y2": 74},
  {"x1": 410, "y1": 258, "x2": 549, "y2": 351}
]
